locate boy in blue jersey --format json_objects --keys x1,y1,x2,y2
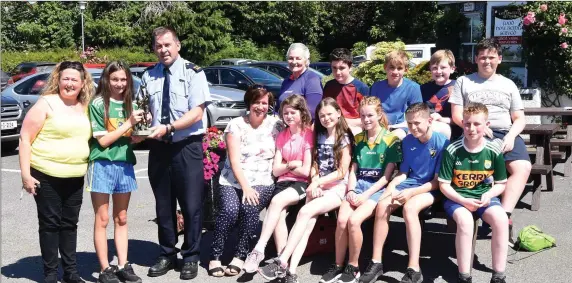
[
  {"x1": 359, "y1": 103, "x2": 449, "y2": 283},
  {"x1": 370, "y1": 50, "x2": 423, "y2": 140},
  {"x1": 323, "y1": 48, "x2": 369, "y2": 135}
]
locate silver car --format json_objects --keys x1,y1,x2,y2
[
  {"x1": 207, "y1": 85, "x2": 247, "y2": 129},
  {"x1": 1, "y1": 95, "x2": 23, "y2": 152}
]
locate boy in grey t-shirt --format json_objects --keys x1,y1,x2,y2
[{"x1": 449, "y1": 38, "x2": 531, "y2": 246}]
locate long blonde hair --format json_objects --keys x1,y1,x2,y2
[{"x1": 41, "y1": 61, "x2": 94, "y2": 105}]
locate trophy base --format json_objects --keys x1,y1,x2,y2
[{"x1": 132, "y1": 130, "x2": 153, "y2": 137}]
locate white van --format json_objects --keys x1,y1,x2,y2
[
  {"x1": 365, "y1": 43, "x2": 436, "y2": 66},
  {"x1": 404, "y1": 44, "x2": 436, "y2": 65}
]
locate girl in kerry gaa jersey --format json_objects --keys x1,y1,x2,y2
[{"x1": 86, "y1": 61, "x2": 144, "y2": 283}]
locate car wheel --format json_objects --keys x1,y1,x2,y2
[{"x1": 1, "y1": 140, "x2": 19, "y2": 153}]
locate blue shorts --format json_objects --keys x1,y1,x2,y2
[
  {"x1": 443, "y1": 197, "x2": 502, "y2": 219},
  {"x1": 490, "y1": 130, "x2": 530, "y2": 162},
  {"x1": 86, "y1": 160, "x2": 137, "y2": 194},
  {"x1": 355, "y1": 179, "x2": 383, "y2": 202},
  {"x1": 396, "y1": 178, "x2": 441, "y2": 197}
]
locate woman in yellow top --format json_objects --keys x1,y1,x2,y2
[{"x1": 19, "y1": 61, "x2": 94, "y2": 283}]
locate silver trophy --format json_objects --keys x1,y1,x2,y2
[{"x1": 133, "y1": 85, "x2": 153, "y2": 137}]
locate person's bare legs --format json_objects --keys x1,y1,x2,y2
[
  {"x1": 255, "y1": 188, "x2": 300, "y2": 253},
  {"x1": 112, "y1": 192, "x2": 131, "y2": 267},
  {"x1": 402, "y1": 192, "x2": 435, "y2": 270},
  {"x1": 452, "y1": 207, "x2": 475, "y2": 274},
  {"x1": 91, "y1": 192, "x2": 111, "y2": 272},
  {"x1": 334, "y1": 201, "x2": 355, "y2": 266},
  {"x1": 371, "y1": 196, "x2": 401, "y2": 261},
  {"x1": 502, "y1": 160, "x2": 531, "y2": 213},
  {"x1": 482, "y1": 206, "x2": 509, "y2": 274},
  {"x1": 347, "y1": 201, "x2": 376, "y2": 266}
]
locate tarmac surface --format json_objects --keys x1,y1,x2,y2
[{"x1": 1, "y1": 149, "x2": 571, "y2": 283}]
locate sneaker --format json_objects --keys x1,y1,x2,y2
[
  {"x1": 400, "y1": 268, "x2": 423, "y2": 283},
  {"x1": 285, "y1": 271, "x2": 299, "y2": 283},
  {"x1": 244, "y1": 250, "x2": 265, "y2": 273},
  {"x1": 458, "y1": 275, "x2": 473, "y2": 283},
  {"x1": 258, "y1": 258, "x2": 287, "y2": 281},
  {"x1": 319, "y1": 264, "x2": 344, "y2": 283},
  {"x1": 116, "y1": 263, "x2": 142, "y2": 283},
  {"x1": 358, "y1": 262, "x2": 383, "y2": 283},
  {"x1": 97, "y1": 267, "x2": 120, "y2": 283},
  {"x1": 338, "y1": 264, "x2": 360, "y2": 283},
  {"x1": 490, "y1": 276, "x2": 507, "y2": 283}
]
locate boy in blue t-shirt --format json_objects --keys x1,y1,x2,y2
[
  {"x1": 323, "y1": 48, "x2": 369, "y2": 135},
  {"x1": 421, "y1": 49, "x2": 457, "y2": 140},
  {"x1": 360, "y1": 102, "x2": 449, "y2": 283},
  {"x1": 370, "y1": 50, "x2": 422, "y2": 140}
]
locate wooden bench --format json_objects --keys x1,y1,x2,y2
[{"x1": 529, "y1": 164, "x2": 553, "y2": 211}]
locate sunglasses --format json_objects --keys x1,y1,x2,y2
[
  {"x1": 59, "y1": 61, "x2": 84, "y2": 70},
  {"x1": 251, "y1": 84, "x2": 267, "y2": 90}
]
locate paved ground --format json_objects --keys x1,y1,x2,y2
[{"x1": 1, "y1": 149, "x2": 571, "y2": 283}]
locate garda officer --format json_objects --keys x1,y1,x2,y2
[{"x1": 141, "y1": 26, "x2": 211, "y2": 280}]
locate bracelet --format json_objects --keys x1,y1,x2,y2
[
  {"x1": 170, "y1": 123, "x2": 176, "y2": 133},
  {"x1": 347, "y1": 190, "x2": 356, "y2": 194}
]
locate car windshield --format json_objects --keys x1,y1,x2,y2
[{"x1": 238, "y1": 68, "x2": 283, "y2": 85}]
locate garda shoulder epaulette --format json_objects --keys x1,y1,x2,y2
[{"x1": 185, "y1": 62, "x2": 203, "y2": 73}]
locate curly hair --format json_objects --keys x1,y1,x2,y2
[
  {"x1": 279, "y1": 94, "x2": 312, "y2": 130},
  {"x1": 359, "y1": 96, "x2": 389, "y2": 129},
  {"x1": 41, "y1": 61, "x2": 94, "y2": 105}
]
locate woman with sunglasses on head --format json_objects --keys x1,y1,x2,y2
[
  {"x1": 208, "y1": 85, "x2": 284, "y2": 277},
  {"x1": 19, "y1": 61, "x2": 95, "y2": 283},
  {"x1": 277, "y1": 43, "x2": 323, "y2": 120}
]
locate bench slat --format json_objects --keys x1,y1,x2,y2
[
  {"x1": 551, "y1": 139, "x2": 572, "y2": 146},
  {"x1": 527, "y1": 149, "x2": 566, "y2": 160},
  {"x1": 530, "y1": 164, "x2": 552, "y2": 175}
]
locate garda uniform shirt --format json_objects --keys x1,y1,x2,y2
[
  {"x1": 438, "y1": 138, "x2": 508, "y2": 199},
  {"x1": 421, "y1": 80, "x2": 456, "y2": 118},
  {"x1": 88, "y1": 96, "x2": 138, "y2": 164},
  {"x1": 139, "y1": 56, "x2": 211, "y2": 141},
  {"x1": 448, "y1": 73, "x2": 524, "y2": 131},
  {"x1": 400, "y1": 131, "x2": 449, "y2": 186},
  {"x1": 370, "y1": 78, "x2": 423, "y2": 125},
  {"x1": 323, "y1": 78, "x2": 369, "y2": 119},
  {"x1": 353, "y1": 129, "x2": 402, "y2": 182}
]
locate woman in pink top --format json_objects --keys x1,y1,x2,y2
[{"x1": 243, "y1": 94, "x2": 313, "y2": 273}]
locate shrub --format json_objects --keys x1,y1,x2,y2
[
  {"x1": 522, "y1": 2, "x2": 572, "y2": 99},
  {"x1": 352, "y1": 41, "x2": 409, "y2": 86},
  {"x1": 406, "y1": 60, "x2": 432, "y2": 85}
]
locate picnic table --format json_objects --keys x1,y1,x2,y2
[
  {"x1": 521, "y1": 123, "x2": 560, "y2": 210},
  {"x1": 524, "y1": 107, "x2": 572, "y2": 176}
]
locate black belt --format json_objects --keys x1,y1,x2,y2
[{"x1": 164, "y1": 134, "x2": 204, "y2": 144}]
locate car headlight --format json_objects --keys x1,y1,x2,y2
[{"x1": 212, "y1": 101, "x2": 246, "y2": 109}]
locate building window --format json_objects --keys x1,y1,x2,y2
[{"x1": 460, "y1": 13, "x2": 484, "y2": 63}]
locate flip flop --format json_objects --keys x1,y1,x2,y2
[
  {"x1": 225, "y1": 264, "x2": 241, "y2": 276},
  {"x1": 208, "y1": 266, "x2": 225, "y2": 277}
]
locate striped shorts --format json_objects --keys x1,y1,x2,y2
[{"x1": 85, "y1": 160, "x2": 137, "y2": 194}]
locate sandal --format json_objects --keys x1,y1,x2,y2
[
  {"x1": 225, "y1": 264, "x2": 241, "y2": 276},
  {"x1": 208, "y1": 266, "x2": 225, "y2": 277}
]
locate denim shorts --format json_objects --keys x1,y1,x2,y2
[
  {"x1": 490, "y1": 130, "x2": 530, "y2": 162},
  {"x1": 355, "y1": 178, "x2": 384, "y2": 202},
  {"x1": 396, "y1": 178, "x2": 441, "y2": 197},
  {"x1": 443, "y1": 197, "x2": 502, "y2": 219},
  {"x1": 86, "y1": 160, "x2": 137, "y2": 194}
]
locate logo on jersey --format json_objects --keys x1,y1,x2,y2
[
  {"x1": 379, "y1": 154, "x2": 385, "y2": 164},
  {"x1": 429, "y1": 148, "x2": 437, "y2": 158},
  {"x1": 453, "y1": 169, "x2": 494, "y2": 188},
  {"x1": 484, "y1": 160, "x2": 492, "y2": 169},
  {"x1": 455, "y1": 161, "x2": 462, "y2": 166}
]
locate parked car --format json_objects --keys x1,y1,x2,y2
[
  {"x1": 130, "y1": 67, "x2": 148, "y2": 78},
  {"x1": 210, "y1": 58, "x2": 258, "y2": 66},
  {"x1": 207, "y1": 85, "x2": 247, "y2": 129},
  {"x1": 1, "y1": 70, "x2": 10, "y2": 91},
  {"x1": 246, "y1": 61, "x2": 326, "y2": 79},
  {"x1": 1, "y1": 95, "x2": 24, "y2": 152},
  {"x1": 203, "y1": 65, "x2": 283, "y2": 97},
  {"x1": 7, "y1": 62, "x2": 56, "y2": 86},
  {"x1": 309, "y1": 62, "x2": 332, "y2": 75}
]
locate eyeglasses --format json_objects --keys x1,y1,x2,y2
[
  {"x1": 251, "y1": 84, "x2": 267, "y2": 90},
  {"x1": 59, "y1": 61, "x2": 84, "y2": 70}
]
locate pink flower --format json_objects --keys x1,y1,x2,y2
[
  {"x1": 211, "y1": 152, "x2": 220, "y2": 164},
  {"x1": 561, "y1": 42, "x2": 569, "y2": 49},
  {"x1": 202, "y1": 143, "x2": 208, "y2": 151},
  {"x1": 523, "y1": 13, "x2": 536, "y2": 26},
  {"x1": 562, "y1": 28, "x2": 569, "y2": 34},
  {"x1": 218, "y1": 141, "x2": 226, "y2": 149},
  {"x1": 203, "y1": 157, "x2": 209, "y2": 164},
  {"x1": 540, "y1": 4, "x2": 547, "y2": 12},
  {"x1": 205, "y1": 163, "x2": 213, "y2": 170},
  {"x1": 559, "y1": 14, "x2": 567, "y2": 25}
]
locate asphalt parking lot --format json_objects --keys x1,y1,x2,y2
[{"x1": 1, "y1": 149, "x2": 571, "y2": 283}]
